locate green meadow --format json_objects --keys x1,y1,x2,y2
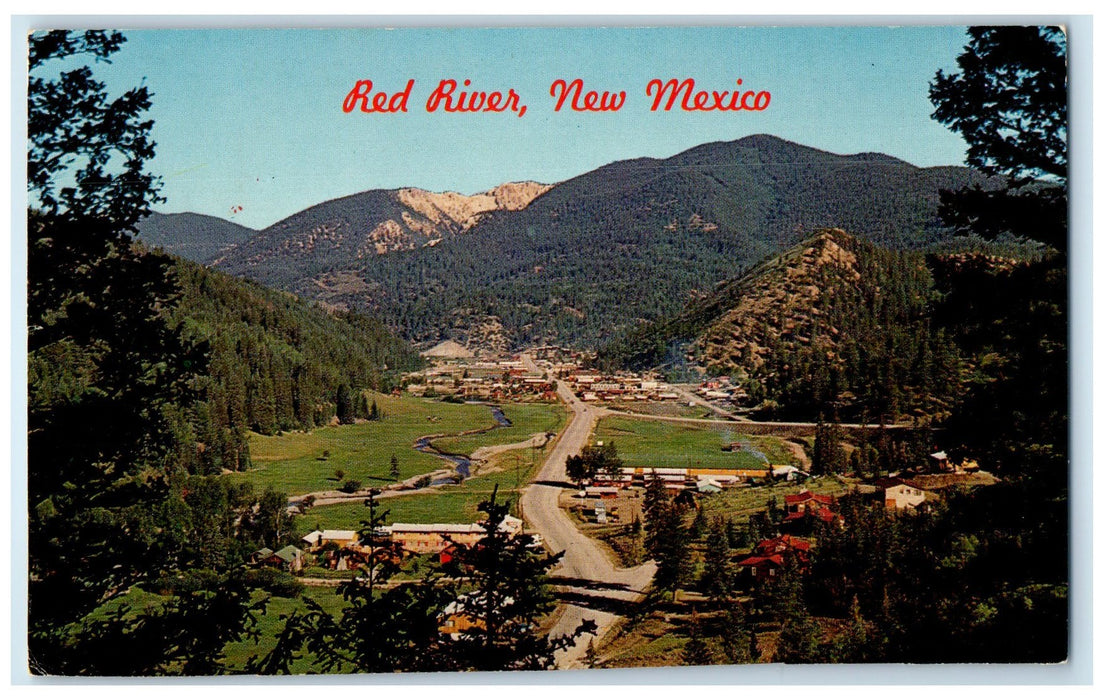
[
  {"x1": 245, "y1": 396, "x2": 566, "y2": 527},
  {"x1": 592, "y1": 416, "x2": 794, "y2": 471},
  {"x1": 432, "y1": 402, "x2": 567, "y2": 455},
  {"x1": 220, "y1": 587, "x2": 348, "y2": 673},
  {"x1": 82, "y1": 584, "x2": 350, "y2": 674},
  {"x1": 235, "y1": 392, "x2": 499, "y2": 496},
  {"x1": 299, "y1": 436, "x2": 553, "y2": 529}
]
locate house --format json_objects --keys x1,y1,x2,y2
[
  {"x1": 695, "y1": 478, "x2": 722, "y2": 494},
  {"x1": 438, "y1": 593, "x2": 513, "y2": 640},
  {"x1": 876, "y1": 476, "x2": 938, "y2": 511},
  {"x1": 771, "y1": 465, "x2": 808, "y2": 482},
  {"x1": 928, "y1": 451, "x2": 952, "y2": 472},
  {"x1": 301, "y1": 529, "x2": 360, "y2": 551},
  {"x1": 584, "y1": 486, "x2": 622, "y2": 499},
  {"x1": 249, "y1": 547, "x2": 274, "y2": 565},
  {"x1": 780, "y1": 490, "x2": 840, "y2": 532},
  {"x1": 736, "y1": 535, "x2": 811, "y2": 583},
  {"x1": 258, "y1": 545, "x2": 304, "y2": 573},
  {"x1": 322, "y1": 544, "x2": 403, "y2": 571}
]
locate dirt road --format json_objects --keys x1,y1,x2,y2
[{"x1": 518, "y1": 355, "x2": 656, "y2": 669}]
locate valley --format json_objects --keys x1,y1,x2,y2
[
  {"x1": 28, "y1": 25, "x2": 1071, "y2": 678},
  {"x1": 128, "y1": 148, "x2": 1063, "y2": 669}
]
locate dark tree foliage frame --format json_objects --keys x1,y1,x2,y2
[
  {"x1": 27, "y1": 30, "x2": 262, "y2": 675},
  {"x1": 930, "y1": 26, "x2": 1067, "y2": 251}
]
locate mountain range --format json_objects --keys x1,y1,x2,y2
[{"x1": 137, "y1": 134, "x2": 995, "y2": 350}]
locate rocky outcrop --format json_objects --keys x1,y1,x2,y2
[{"x1": 397, "y1": 181, "x2": 552, "y2": 233}]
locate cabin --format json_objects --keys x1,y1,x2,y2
[
  {"x1": 780, "y1": 490, "x2": 840, "y2": 533},
  {"x1": 301, "y1": 529, "x2": 359, "y2": 551},
  {"x1": 254, "y1": 545, "x2": 304, "y2": 573},
  {"x1": 876, "y1": 476, "x2": 938, "y2": 511},
  {"x1": 438, "y1": 593, "x2": 514, "y2": 640},
  {"x1": 736, "y1": 535, "x2": 811, "y2": 583}
]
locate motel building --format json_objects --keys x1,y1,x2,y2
[{"x1": 383, "y1": 515, "x2": 524, "y2": 555}]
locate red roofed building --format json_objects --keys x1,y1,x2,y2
[
  {"x1": 780, "y1": 490, "x2": 841, "y2": 533},
  {"x1": 736, "y1": 534, "x2": 811, "y2": 583}
]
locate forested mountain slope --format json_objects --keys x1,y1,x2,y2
[
  {"x1": 212, "y1": 135, "x2": 993, "y2": 349},
  {"x1": 135, "y1": 212, "x2": 257, "y2": 264},
  {"x1": 599, "y1": 229, "x2": 963, "y2": 422},
  {"x1": 211, "y1": 182, "x2": 550, "y2": 288},
  {"x1": 168, "y1": 257, "x2": 423, "y2": 473}
]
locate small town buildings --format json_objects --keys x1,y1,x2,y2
[
  {"x1": 928, "y1": 451, "x2": 951, "y2": 472},
  {"x1": 771, "y1": 465, "x2": 808, "y2": 482},
  {"x1": 581, "y1": 486, "x2": 643, "y2": 524},
  {"x1": 696, "y1": 478, "x2": 722, "y2": 494},
  {"x1": 273, "y1": 545, "x2": 305, "y2": 572},
  {"x1": 584, "y1": 485, "x2": 622, "y2": 499},
  {"x1": 438, "y1": 593, "x2": 513, "y2": 640},
  {"x1": 252, "y1": 545, "x2": 304, "y2": 573},
  {"x1": 387, "y1": 523, "x2": 485, "y2": 553},
  {"x1": 629, "y1": 466, "x2": 772, "y2": 483},
  {"x1": 322, "y1": 544, "x2": 404, "y2": 571},
  {"x1": 927, "y1": 451, "x2": 981, "y2": 474},
  {"x1": 249, "y1": 547, "x2": 274, "y2": 565}
]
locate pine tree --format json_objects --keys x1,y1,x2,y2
[
  {"x1": 439, "y1": 488, "x2": 598, "y2": 671},
  {"x1": 647, "y1": 498, "x2": 691, "y2": 594},
  {"x1": 643, "y1": 470, "x2": 668, "y2": 518},
  {"x1": 700, "y1": 519, "x2": 734, "y2": 601},
  {"x1": 336, "y1": 384, "x2": 355, "y2": 424},
  {"x1": 725, "y1": 517, "x2": 740, "y2": 549},
  {"x1": 389, "y1": 454, "x2": 401, "y2": 481},
  {"x1": 775, "y1": 607, "x2": 822, "y2": 664},
  {"x1": 930, "y1": 26, "x2": 1067, "y2": 251},
  {"x1": 681, "y1": 612, "x2": 714, "y2": 666},
  {"x1": 718, "y1": 605, "x2": 754, "y2": 664},
  {"x1": 812, "y1": 420, "x2": 846, "y2": 475},
  {"x1": 691, "y1": 506, "x2": 708, "y2": 539}
]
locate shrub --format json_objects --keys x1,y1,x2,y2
[{"x1": 243, "y1": 568, "x2": 305, "y2": 598}]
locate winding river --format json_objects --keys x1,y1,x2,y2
[{"x1": 413, "y1": 404, "x2": 512, "y2": 482}]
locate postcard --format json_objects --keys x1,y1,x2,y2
[{"x1": 22, "y1": 23, "x2": 1073, "y2": 678}]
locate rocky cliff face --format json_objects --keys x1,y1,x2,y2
[{"x1": 395, "y1": 181, "x2": 551, "y2": 238}]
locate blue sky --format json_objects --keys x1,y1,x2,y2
[{"x1": 78, "y1": 26, "x2": 973, "y2": 230}]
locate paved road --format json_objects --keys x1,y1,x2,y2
[{"x1": 518, "y1": 355, "x2": 656, "y2": 669}]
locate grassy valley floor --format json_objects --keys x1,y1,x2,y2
[
  {"x1": 592, "y1": 416, "x2": 796, "y2": 471},
  {"x1": 244, "y1": 396, "x2": 567, "y2": 528}
]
